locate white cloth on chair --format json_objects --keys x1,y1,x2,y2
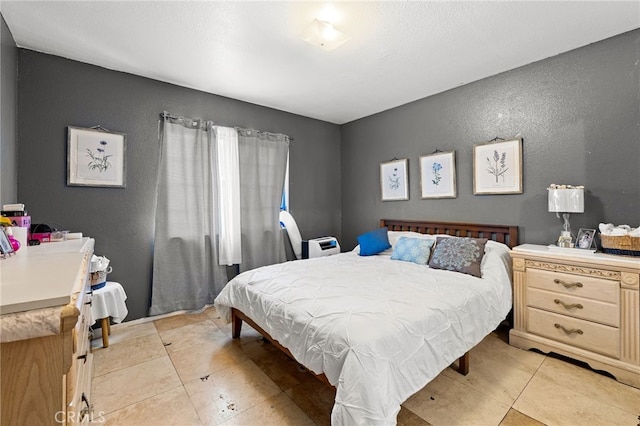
[{"x1": 90, "y1": 281, "x2": 128, "y2": 324}]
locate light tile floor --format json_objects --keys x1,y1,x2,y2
[{"x1": 91, "y1": 308, "x2": 640, "y2": 425}]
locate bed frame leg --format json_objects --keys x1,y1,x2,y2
[
  {"x1": 458, "y1": 352, "x2": 469, "y2": 375},
  {"x1": 231, "y1": 309, "x2": 243, "y2": 339}
]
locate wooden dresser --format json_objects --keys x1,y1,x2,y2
[
  {"x1": 1, "y1": 238, "x2": 95, "y2": 425},
  {"x1": 509, "y1": 244, "x2": 640, "y2": 388}
]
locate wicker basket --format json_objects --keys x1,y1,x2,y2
[
  {"x1": 89, "y1": 266, "x2": 112, "y2": 290},
  {"x1": 599, "y1": 234, "x2": 640, "y2": 256}
]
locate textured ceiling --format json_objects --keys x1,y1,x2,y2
[{"x1": 1, "y1": 1, "x2": 638, "y2": 124}]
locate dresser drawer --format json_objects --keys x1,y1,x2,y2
[
  {"x1": 527, "y1": 269, "x2": 618, "y2": 303},
  {"x1": 67, "y1": 352, "x2": 93, "y2": 425},
  {"x1": 67, "y1": 290, "x2": 92, "y2": 417},
  {"x1": 74, "y1": 296, "x2": 91, "y2": 363},
  {"x1": 527, "y1": 287, "x2": 620, "y2": 327},
  {"x1": 527, "y1": 307, "x2": 620, "y2": 358}
]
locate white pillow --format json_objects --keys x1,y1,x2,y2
[{"x1": 481, "y1": 240, "x2": 512, "y2": 280}]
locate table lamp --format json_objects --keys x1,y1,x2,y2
[{"x1": 548, "y1": 184, "x2": 584, "y2": 247}]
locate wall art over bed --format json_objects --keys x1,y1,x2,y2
[
  {"x1": 380, "y1": 158, "x2": 409, "y2": 201},
  {"x1": 67, "y1": 126, "x2": 127, "y2": 188},
  {"x1": 420, "y1": 151, "x2": 456, "y2": 199},
  {"x1": 473, "y1": 137, "x2": 522, "y2": 195}
]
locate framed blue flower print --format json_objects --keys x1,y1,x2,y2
[
  {"x1": 67, "y1": 126, "x2": 126, "y2": 188},
  {"x1": 420, "y1": 151, "x2": 456, "y2": 199},
  {"x1": 380, "y1": 158, "x2": 408, "y2": 201}
]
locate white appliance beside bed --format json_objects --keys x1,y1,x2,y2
[
  {"x1": 280, "y1": 210, "x2": 340, "y2": 259},
  {"x1": 215, "y1": 219, "x2": 518, "y2": 425}
]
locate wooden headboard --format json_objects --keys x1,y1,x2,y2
[{"x1": 380, "y1": 219, "x2": 519, "y2": 249}]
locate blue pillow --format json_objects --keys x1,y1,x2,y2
[
  {"x1": 390, "y1": 237, "x2": 435, "y2": 265},
  {"x1": 357, "y1": 227, "x2": 392, "y2": 256}
]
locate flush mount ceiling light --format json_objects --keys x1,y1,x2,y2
[{"x1": 301, "y1": 18, "x2": 350, "y2": 51}]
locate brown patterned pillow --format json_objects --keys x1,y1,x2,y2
[{"x1": 428, "y1": 236, "x2": 488, "y2": 278}]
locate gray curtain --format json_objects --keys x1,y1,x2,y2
[
  {"x1": 150, "y1": 115, "x2": 227, "y2": 315},
  {"x1": 237, "y1": 129, "x2": 289, "y2": 272}
]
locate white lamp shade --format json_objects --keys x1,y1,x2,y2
[{"x1": 548, "y1": 188, "x2": 584, "y2": 213}]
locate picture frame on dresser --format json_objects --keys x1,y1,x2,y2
[
  {"x1": 0, "y1": 228, "x2": 14, "y2": 256},
  {"x1": 576, "y1": 228, "x2": 596, "y2": 250},
  {"x1": 67, "y1": 125, "x2": 127, "y2": 188}
]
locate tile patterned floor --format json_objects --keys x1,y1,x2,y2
[{"x1": 91, "y1": 308, "x2": 640, "y2": 425}]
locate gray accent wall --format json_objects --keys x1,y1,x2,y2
[
  {"x1": 1, "y1": 13, "x2": 17, "y2": 205},
  {"x1": 17, "y1": 50, "x2": 341, "y2": 320},
  {"x1": 341, "y1": 29, "x2": 640, "y2": 249}
]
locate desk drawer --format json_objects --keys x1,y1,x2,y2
[
  {"x1": 527, "y1": 269, "x2": 618, "y2": 303},
  {"x1": 527, "y1": 307, "x2": 619, "y2": 358},
  {"x1": 527, "y1": 287, "x2": 619, "y2": 327}
]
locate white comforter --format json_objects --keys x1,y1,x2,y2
[{"x1": 214, "y1": 240, "x2": 512, "y2": 425}]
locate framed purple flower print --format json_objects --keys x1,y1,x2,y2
[
  {"x1": 67, "y1": 126, "x2": 126, "y2": 188},
  {"x1": 473, "y1": 138, "x2": 522, "y2": 195}
]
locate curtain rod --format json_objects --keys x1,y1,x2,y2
[
  {"x1": 159, "y1": 111, "x2": 204, "y2": 124},
  {"x1": 234, "y1": 126, "x2": 293, "y2": 142},
  {"x1": 160, "y1": 111, "x2": 294, "y2": 142}
]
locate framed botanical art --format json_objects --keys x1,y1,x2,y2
[
  {"x1": 380, "y1": 158, "x2": 409, "y2": 201},
  {"x1": 67, "y1": 126, "x2": 127, "y2": 188},
  {"x1": 420, "y1": 151, "x2": 456, "y2": 199},
  {"x1": 473, "y1": 138, "x2": 523, "y2": 195}
]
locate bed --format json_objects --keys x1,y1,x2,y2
[{"x1": 214, "y1": 219, "x2": 518, "y2": 425}]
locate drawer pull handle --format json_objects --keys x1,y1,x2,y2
[
  {"x1": 554, "y1": 323, "x2": 583, "y2": 335},
  {"x1": 554, "y1": 278, "x2": 583, "y2": 288},
  {"x1": 554, "y1": 299, "x2": 583, "y2": 310},
  {"x1": 77, "y1": 353, "x2": 88, "y2": 364}
]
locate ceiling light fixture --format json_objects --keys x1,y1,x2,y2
[{"x1": 301, "y1": 18, "x2": 350, "y2": 51}]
